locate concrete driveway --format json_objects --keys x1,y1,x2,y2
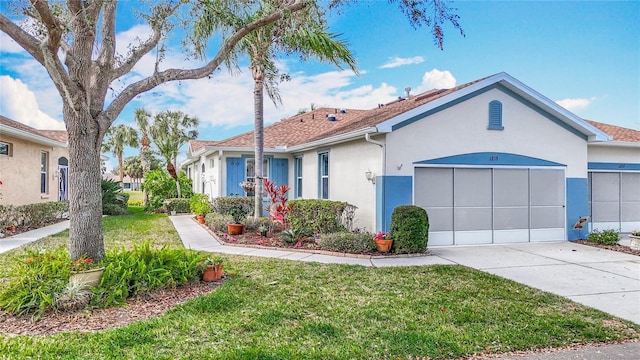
[{"x1": 429, "y1": 241, "x2": 640, "y2": 324}]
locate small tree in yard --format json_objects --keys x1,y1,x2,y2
[{"x1": 0, "y1": 1, "x2": 462, "y2": 262}]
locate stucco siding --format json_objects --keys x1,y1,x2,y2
[
  {"x1": 588, "y1": 145, "x2": 640, "y2": 164},
  {"x1": 385, "y1": 88, "x2": 588, "y2": 178},
  {"x1": 294, "y1": 140, "x2": 381, "y2": 232},
  {"x1": 0, "y1": 134, "x2": 69, "y2": 206}
]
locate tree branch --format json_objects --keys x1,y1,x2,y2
[
  {"x1": 31, "y1": 0, "x2": 62, "y2": 53},
  {"x1": 102, "y1": 0, "x2": 309, "y2": 127},
  {"x1": 0, "y1": 13, "x2": 45, "y2": 64}
]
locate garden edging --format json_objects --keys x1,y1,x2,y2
[{"x1": 193, "y1": 218, "x2": 430, "y2": 260}]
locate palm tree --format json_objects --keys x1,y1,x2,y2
[
  {"x1": 134, "y1": 108, "x2": 153, "y2": 206},
  {"x1": 102, "y1": 124, "x2": 139, "y2": 189},
  {"x1": 148, "y1": 110, "x2": 199, "y2": 198},
  {"x1": 196, "y1": 2, "x2": 358, "y2": 217}
]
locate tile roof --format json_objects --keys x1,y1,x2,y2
[
  {"x1": 207, "y1": 76, "x2": 491, "y2": 149},
  {"x1": 586, "y1": 120, "x2": 640, "y2": 142},
  {"x1": 189, "y1": 140, "x2": 221, "y2": 153},
  {"x1": 0, "y1": 115, "x2": 68, "y2": 143}
]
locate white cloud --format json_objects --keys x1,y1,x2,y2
[
  {"x1": 416, "y1": 69, "x2": 456, "y2": 92},
  {"x1": 379, "y1": 56, "x2": 425, "y2": 69},
  {"x1": 0, "y1": 76, "x2": 65, "y2": 130},
  {"x1": 0, "y1": 32, "x2": 26, "y2": 53},
  {"x1": 556, "y1": 97, "x2": 596, "y2": 112}
]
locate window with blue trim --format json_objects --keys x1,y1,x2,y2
[
  {"x1": 319, "y1": 152, "x2": 329, "y2": 199},
  {"x1": 488, "y1": 100, "x2": 504, "y2": 130},
  {"x1": 294, "y1": 156, "x2": 303, "y2": 198}
]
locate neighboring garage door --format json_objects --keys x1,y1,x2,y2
[
  {"x1": 415, "y1": 167, "x2": 565, "y2": 246},
  {"x1": 589, "y1": 172, "x2": 640, "y2": 233}
]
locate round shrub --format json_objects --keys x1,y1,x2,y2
[
  {"x1": 390, "y1": 205, "x2": 429, "y2": 254},
  {"x1": 587, "y1": 229, "x2": 619, "y2": 245},
  {"x1": 205, "y1": 213, "x2": 233, "y2": 232}
]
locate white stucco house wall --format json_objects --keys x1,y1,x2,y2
[{"x1": 181, "y1": 72, "x2": 640, "y2": 245}]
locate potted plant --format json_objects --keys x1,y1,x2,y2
[
  {"x1": 227, "y1": 205, "x2": 246, "y2": 235},
  {"x1": 239, "y1": 180, "x2": 256, "y2": 195},
  {"x1": 200, "y1": 256, "x2": 224, "y2": 282},
  {"x1": 373, "y1": 231, "x2": 393, "y2": 253},
  {"x1": 69, "y1": 256, "x2": 105, "y2": 290},
  {"x1": 190, "y1": 193, "x2": 210, "y2": 224}
]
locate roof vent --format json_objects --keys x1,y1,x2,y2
[
  {"x1": 339, "y1": 108, "x2": 346, "y2": 114},
  {"x1": 327, "y1": 114, "x2": 337, "y2": 121},
  {"x1": 404, "y1": 87, "x2": 411, "y2": 98}
]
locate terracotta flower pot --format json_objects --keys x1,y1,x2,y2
[
  {"x1": 202, "y1": 264, "x2": 224, "y2": 282},
  {"x1": 197, "y1": 214, "x2": 205, "y2": 224},
  {"x1": 7, "y1": 225, "x2": 16, "y2": 232},
  {"x1": 375, "y1": 239, "x2": 393, "y2": 253},
  {"x1": 227, "y1": 223, "x2": 244, "y2": 235}
]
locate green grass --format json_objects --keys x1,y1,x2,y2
[{"x1": 0, "y1": 208, "x2": 638, "y2": 359}]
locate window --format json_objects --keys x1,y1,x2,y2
[
  {"x1": 294, "y1": 156, "x2": 303, "y2": 198},
  {"x1": 0, "y1": 141, "x2": 11, "y2": 156},
  {"x1": 245, "y1": 158, "x2": 269, "y2": 196},
  {"x1": 488, "y1": 100, "x2": 504, "y2": 130},
  {"x1": 201, "y1": 163, "x2": 206, "y2": 194},
  {"x1": 319, "y1": 152, "x2": 329, "y2": 199},
  {"x1": 40, "y1": 151, "x2": 49, "y2": 194}
]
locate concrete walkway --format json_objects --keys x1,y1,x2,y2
[{"x1": 2, "y1": 215, "x2": 638, "y2": 326}]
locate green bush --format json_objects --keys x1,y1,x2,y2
[
  {"x1": 142, "y1": 169, "x2": 193, "y2": 211},
  {"x1": 243, "y1": 216, "x2": 271, "y2": 231},
  {"x1": 0, "y1": 247, "x2": 75, "y2": 319},
  {"x1": 211, "y1": 196, "x2": 254, "y2": 217},
  {"x1": 288, "y1": 199, "x2": 357, "y2": 235},
  {"x1": 390, "y1": 205, "x2": 429, "y2": 254},
  {"x1": 163, "y1": 198, "x2": 190, "y2": 213},
  {"x1": 588, "y1": 229, "x2": 619, "y2": 245},
  {"x1": 205, "y1": 213, "x2": 233, "y2": 232},
  {"x1": 102, "y1": 179, "x2": 128, "y2": 215},
  {"x1": 280, "y1": 228, "x2": 305, "y2": 245},
  {"x1": 0, "y1": 201, "x2": 69, "y2": 230},
  {"x1": 0, "y1": 243, "x2": 207, "y2": 317},
  {"x1": 189, "y1": 193, "x2": 211, "y2": 215},
  {"x1": 318, "y1": 232, "x2": 377, "y2": 253},
  {"x1": 95, "y1": 242, "x2": 204, "y2": 308}
]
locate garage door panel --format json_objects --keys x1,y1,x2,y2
[
  {"x1": 494, "y1": 169, "x2": 529, "y2": 206},
  {"x1": 621, "y1": 202, "x2": 640, "y2": 221},
  {"x1": 494, "y1": 207, "x2": 529, "y2": 230},
  {"x1": 454, "y1": 208, "x2": 492, "y2": 231},
  {"x1": 455, "y1": 169, "x2": 492, "y2": 207},
  {"x1": 621, "y1": 173, "x2": 640, "y2": 201},
  {"x1": 592, "y1": 202, "x2": 621, "y2": 222},
  {"x1": 414, "y1": 168, "x2": 453, "y2": 207},
  {"x1": 531, "y1": 169, "x2": 565, "y2": 206},
  {"x1": 425, "y1": 207, "x2": 453, "y2": 231},
  {"x1": 531, "y1": 206, "x2": 564, "y2": 229},
  {"x1": 592, "y1": 173, "x2": 620, "y2": 202}
]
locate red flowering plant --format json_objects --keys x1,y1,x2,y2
[
  {"x1": 70, "y1": 256, "x2": 101, "y2": 272},
  {"x1": 373, "y1": 231, "x2": 391, "y2": 241},
  {"x1": 264, "y1": 179, "x2": 294, "y2": 229}
]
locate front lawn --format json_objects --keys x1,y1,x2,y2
[{"x1": 0, "y1": 209, "x2": 638, "y2": 359}]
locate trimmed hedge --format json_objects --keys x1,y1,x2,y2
[
  {"x1": 318, "y1": 232, "x2": 377, "y2": 253},
  {"x1": 390, "y1": 205, "x2": 429, "y2": 254},
  {"x1": 0, "y1": 201, "x2": 69, "y2": 231},
  {"x1": 163, "y1": 198, "x2": 190, "y2": 214},
  {"x1": 211, "y1": 196, "x2": 254, "y2": 218},
  {"x1": 288, "y1": 199, "x2": 357, "y2": 235}
]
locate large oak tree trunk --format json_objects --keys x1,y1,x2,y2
[{"x1": 65, "y1": 105, "x2": 105, "y2": 261}]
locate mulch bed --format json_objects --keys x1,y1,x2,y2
[
  {"x1": 574, "y1": 240, "x2": 640, "y2": 257},
  {"x1": 0, "y1": 278, "x2": 226, "y2": 336},
  {"x1": 0, "y1": 218, "x2": 68, "y2": 238}
]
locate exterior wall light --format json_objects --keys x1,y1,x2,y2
[{"x1": 365, "y1": 170, "x2": 375, "y2": 184}]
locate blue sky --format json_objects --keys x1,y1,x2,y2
[{"x1": 1, "y1": 1, "x2": 638, "y2": 170}]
